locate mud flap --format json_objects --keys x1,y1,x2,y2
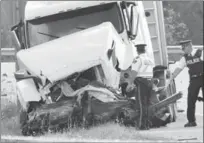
[{"x1": 168, "y1": 79, "x2": 178, "y2": 122}]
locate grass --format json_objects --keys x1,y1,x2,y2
[
  {"x1": 43, "y1": 123, "x2": 171, "y2": 141},
  {"x1": 1, "y1": 75, "x2": 21, "y2": 136},
  {"x1": 1, "y1": 96, "x2": 172, "y2": 142},
  {"x1": 1, "y1": 97, "x2": 22, "y2": 136}
]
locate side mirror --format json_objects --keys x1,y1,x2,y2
[
  {"x1": 11, "y1": 20, "x2": 25, "y2": 51},
  {"x1": 14, "y1": 69, "x2": 29, "y2": 80},
  {"x1": 130, "y1": 6, "x2": 139, "y2": 40},
  {"x1": 11, "y1": 27, "x2": 21, "y2": 51},
  {"x1": 14, "y1": 69, "x2": 42, "y2": 84}
]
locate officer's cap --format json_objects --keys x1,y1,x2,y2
[
  {"x1": 179, "y1": 40, "x2": 192, "y2": 45},
  {"x1": 135, "y1": 44, "x2": 146, "y2": 50},
  {"x1": 179, "y1": 40, "x2": 192, "y2": 50}
]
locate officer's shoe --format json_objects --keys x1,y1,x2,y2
[{"x1": 184, "y1": 122, "x2": 197, "y2": 127}]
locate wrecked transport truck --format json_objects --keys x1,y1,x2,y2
[{"x1": 11, "y1": 1, "x2": 182, "y2": 136}]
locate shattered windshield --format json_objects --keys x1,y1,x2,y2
[{"x1": 27, "y1": 3, "x2": 123, "y2": 47}]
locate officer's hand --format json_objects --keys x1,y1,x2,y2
[
  {"x1": 164, "y1": 78, "x2": 173, "y2": 90},
  {"x1": 169, "y1": 73, "x2": 175, "y2": 83}
]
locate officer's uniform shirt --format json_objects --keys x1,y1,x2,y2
[
  {"x1": 177, "y1": 49, "x2": 203, "y2": 70},
  {"x1": 131, "y1": 53, "x2": 154, "y2": 78}
]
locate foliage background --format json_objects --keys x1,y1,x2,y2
[{"x1": 163, "y1": 1, "x2": 203, "y2": 45}]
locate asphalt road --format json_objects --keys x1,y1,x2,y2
[
  {"x1": 147, "y1": 64, "x2": 204, "y2": 142},
  {"x1": 138, "y1": 113, "x2": 203, "y2": 142}
]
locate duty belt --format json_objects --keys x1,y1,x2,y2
[{"x1": 191, "y1": 73, "x2": 203, "y2": 78}]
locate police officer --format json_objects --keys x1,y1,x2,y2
[
  {"x1": 132, "y1": 44, "x2": 154, "y2": 78},
  {"x1": 170, "y1": 40, "x2": 203, "y2": 127},
  {"x1": 129, "y1": 44, "x2": 154, "y2": 129}
]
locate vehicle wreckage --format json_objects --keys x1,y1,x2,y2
[
  {"x1": 15, "y1": 67, "x2": 182, "y2": 136},
  {"x1": 11, "y1": 1, "x2": 182, "y2": 136}
]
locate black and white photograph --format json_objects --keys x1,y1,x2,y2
[{"x1": 1, "y1": 1, "x2": 203, "y2": 142}]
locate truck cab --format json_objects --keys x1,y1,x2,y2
[
  {"x1": 12, "y1": 0, "x2": 159, "y2": 110},
  {"x1": 12, "y1": 1, "x2": 154, "y2": 70}
]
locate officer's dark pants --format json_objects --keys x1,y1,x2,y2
[
  {"x1": 187, "y1": 75, "x2": 204, "y2": 123},
  {"x1": 134, "y1": 77, "x2": 152, "y2": 129}
]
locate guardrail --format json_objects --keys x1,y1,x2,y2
[
  {"x1": 1, "y1": 48, "x2": 16, "y2": 63},
  {"x1": 1, "y1": 48, "x2": 16, "y2": 56},
  {"x1": 167, "y1": 45, "x2": 203, "y2": 54},
  {"x1": 167, "y1": 45, "x2": 203, "y2": 61},
  {"x1": 1, "y1": 45, "x2": 203, "y2": 62}
]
